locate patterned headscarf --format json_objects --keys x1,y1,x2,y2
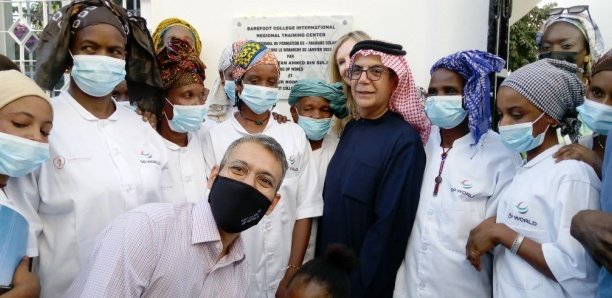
[
  {"x1": 431, "y1": 50, "x2": 505, "y2": 144},
  {"x1": 70, "y1": 5, "x2": 127, "y2": 39},
  {"x1": 348, "y1": 41, "x2": 431, "y2": 144},
  {"x1": 501, "y1": 58, "x2": 584, "y2": 141},
  {"x1": 156, "y1": 38, "x2": 206, "y2": 90},
  {"x1": 288, "y1": 79, "x2": 348, "y2": 118},
  {"x1": 35, "y1": 0, "x2": 163, "y2": 115},
  {"x1": 232, "y1": 41, "x2": 280, "y2": 80},
  {"x1": 537, "y1": 12, "x2": 605, "y2": 63},
  {"x1": 152, "y1": 17, "x2": 202, "y2": 55},
  {"x1": 592, "y1": 49, "x2": 612, "y2": 78}
]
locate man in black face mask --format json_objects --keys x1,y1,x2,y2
[{"x1": 66, "y1": 135, "x2": 287, "y2": 298}]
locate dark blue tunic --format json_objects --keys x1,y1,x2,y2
[
  {"x1": 316, "y1": 111, "x2": 426, "y2": 298},
  {"x1": 597, "y1": 136, "x2": 612, "y2": 298}
]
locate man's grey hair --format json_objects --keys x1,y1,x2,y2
[{"x1": 219, "y1": 134, "x2": 288, "y2": 189}]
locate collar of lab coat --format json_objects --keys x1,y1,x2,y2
[
  {"x1": 163, "y1": 131, "x2": 194, "y2": 151},
  {"x1": 61, "y1": 90, "x2": 119, "y2": 121},
  {"x1": 521, "y1": 144, "x2": 562, "y2": 169},
  {"x1": 430, "y1": 125, "x2": 476, "y2": 149}
]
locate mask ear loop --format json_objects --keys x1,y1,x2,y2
[
  {"x1": 533, "y1": 112, "x2": 552, "y2": 139},
  {"x1": 162, "y1": 97, "x2": 175, "y2": 121},
  {"x1": 533, "y1": 112, "x2": 547, "y2": 124}
]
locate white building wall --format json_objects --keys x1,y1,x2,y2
[
  {"x1": 144, "y1": 0, "x2": 542, "y2": 114},
  {"x1": 147, "y1": 1, "x2": 488, "y2": 84}
]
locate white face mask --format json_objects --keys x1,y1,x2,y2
[
  {"x1": 239, "y1": 84, "x2": 279, "y2": 115},
  {"x1": 425, "y1": 95, "x2": 467, "y2": 129},
  {"x1": 498, "y1": 113, "x2": 549, "y2": 152},
  {"x1": 116, "y1": 101, "x2": 137, "y2": 112},
  {"x1": 164, "y1": 98, "x2": 207, "y2": 133},
  {"x1": 70, "y1": 53, "x2": 126, "y2": 97},
  {"x1": 0, "y1": 132, "x2": 50, "y2": 177}
]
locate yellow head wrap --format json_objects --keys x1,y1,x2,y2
[{"x1": 152, "y1": 17, "x2": 202, "y2": 55}]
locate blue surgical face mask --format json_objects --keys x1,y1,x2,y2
[
  {"x1": 297, "y1": 115, "x2": 332, "y2": 141},
  {"x1": 239, "y1": 84, "x2": 279, "y2": 115},
  {"x1": 576, "y1": 98, "x2": 612, "y2": 135},
  {"x1": 116, "y1": 101, "x2": 137, "y2": 112},
  {"x1": 0, "y1": 132, "x2": 50, "y2": 177},
  {"x1": 498, "y1": 112, "x2": 549, "y2": 152},
  {"x1": 70, "y1": 53, "x2": 126, "y2": 97},
  {"x1": 165, "y1": 98, "x2": 207, "y2": 133},
  {"x1": 224, "y1": 80, "x2": 237, "y2": 106},
  {"x1": 425, "y1": 95, "x2": 468, "y2": 129}
]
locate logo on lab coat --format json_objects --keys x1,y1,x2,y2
[
  {"x1": 140, "y1": 151, "x2": 152, "y2": 159},
  {"x1": 451, "y1": 180, "x2": 475, "y2": 199},
  {"x1": 288, "y1": 155, "x2": 298, "y2": 173},
  {"x1": 139, "y1": 150, "x2": 160, "y2": 166},
  {"x1": 53, "y1": 156, "x2": 66, "y2": 169},
  {"x1": 515, "y1": 202, "x2": 528, "y2": 214},
  {"x1": 507, "y1": 203, "x2": 538, "y2": 227},
  {"x1": 461, "y1": 180, "x2": 473, "y2": 189}
]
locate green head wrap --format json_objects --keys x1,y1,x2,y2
[{"x1": 288, "y1": 79, "x2": 348, "y2": 118}]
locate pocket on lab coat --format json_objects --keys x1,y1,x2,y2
[
  {"x1": 438, "y1": 209, "x2": 485, "y2": 253},
  {"x1": 439, "y1": 193, "x2": 487, "y2": 252}
]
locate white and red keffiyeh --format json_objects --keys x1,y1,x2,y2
[{"x1": 350, "y1": 49, "x2": 431, "y2": 144}]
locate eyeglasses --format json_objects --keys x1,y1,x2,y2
[
  {"x1": 549, "y1": 5, "x2": 588, "y2": 16},
  {"x1": 349, "y1": 66, "x2": 390, "y2": 81},
  {"x1": 548, "y1": 5, "x2": 597, "y2": 29}
]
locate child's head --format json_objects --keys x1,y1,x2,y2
[{"x1": 285, "y1": 244, "x2": 358, "y2": 298}]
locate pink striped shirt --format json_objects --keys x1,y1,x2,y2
[{"x1": 65, "y1": 200, "x2": 248, "y2": 297}]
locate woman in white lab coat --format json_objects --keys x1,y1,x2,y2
[
  {"x1": 394, "y1": 50, "x2": 520, "y2": 298},
  {"x1": 203, "y1": 40, "x2": 322, "y2": 298},
  {"x1": 466, "y1": 59, "x2": 600, "y2": 298},
  {"x1": 5, "y1": 2, "x2": 167, "y2": 297},
  {"x1": 287, "y1": 79, "x2": 348, "y2": 262},
  {"x1": 155, "y1": 38, "x2": 210, "y2": 203},
  {"x1": 0, "y1": 70, "x2": 53, "y2": 298}
]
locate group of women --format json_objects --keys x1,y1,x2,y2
[{"x1": 0, "y1": 1, "x2": 611, "y2": 297}]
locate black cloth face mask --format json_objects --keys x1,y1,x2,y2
[
  {"x1": 538, "y1": 51, "x2": 578, "y2": 64},
  {"x1": 208, "y1": 176, "x2": 272, "y2": 233}
]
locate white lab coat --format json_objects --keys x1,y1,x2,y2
[
  {"x1": 493, "y1": 144, "x2": 600, "y2": 298},
  {"x1": 312, "y1": 133, "x2": 339, "y2": 191},
  {"x1": 5, "y1": 92, "x2": 168, "y2": 298},
  {"x1": 303, "y1": 133, "x2": 339, "y2": 262},
  {"x1": 203, "y1": 115, "x2": 322, "y2": 298},
  {"x1": 394, "y1": 127, "x2": 521, "y2": 298},
  {"x1": 160, "y1": 125, "x2": 212, "y2": 204}
]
